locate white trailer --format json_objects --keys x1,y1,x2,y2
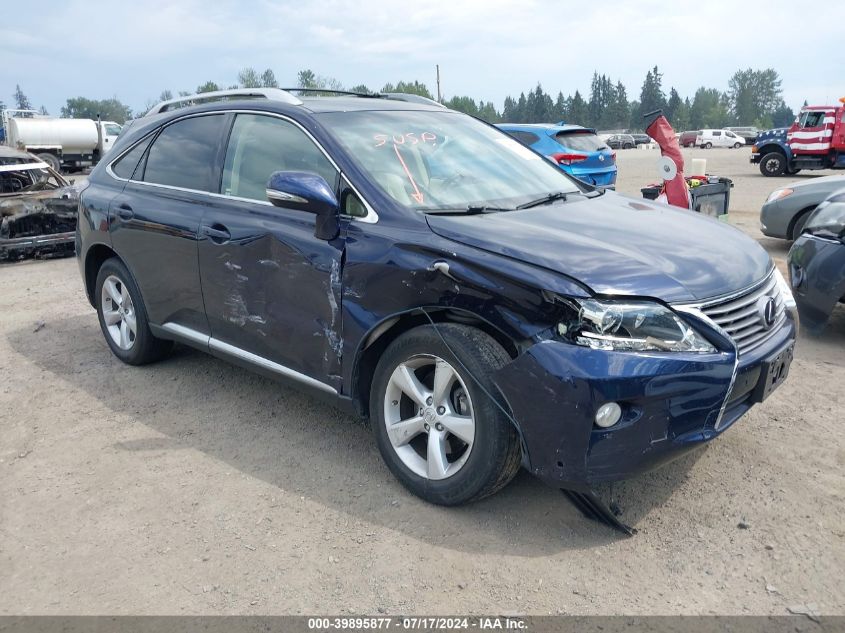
[{"x1": 3, "y1": 115, "x2": 122, "y2": 172}]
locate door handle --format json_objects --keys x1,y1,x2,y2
[
  {"x1": 201, "y1": 224, "x2": 231, "y2": 243},
  {"x1": 116, "y1": 203, "x2": 134, "y2": 221}
]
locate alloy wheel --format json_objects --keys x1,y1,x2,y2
[
  {"x1": 100, "y1": 275, "x2": 137, "y2": 350},
  {"x1": 383, "y1": 355, "x2": 475, "y2": 480}
]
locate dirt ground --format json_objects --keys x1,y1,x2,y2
[{"x1": 1, "y1": 148, "x2": 843, "y2": 616}]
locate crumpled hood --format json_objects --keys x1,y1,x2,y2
[{"x1": 426, "y1": 192, "x2": 771, "y2": 303}]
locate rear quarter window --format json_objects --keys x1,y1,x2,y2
[
  {"x1": 505, "y1": 130, "x2": 540, "y2": 146},
  {"x1": 111, "y1": 135, "x2": 154, "y2": 180}
]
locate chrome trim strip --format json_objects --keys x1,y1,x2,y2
[
  {"x1": 209, "y1": 338, "x2": 337, "y2": 395},
  {"x1": 105, "y1": 110, "x2": 379, "y2": 224},
  {"x1": 673, "y1": 305, "x2": 739, "y2": 430},
  {"x1": 266, "y1": 189, "x2": 308, "y2": 204},
  {"x1": 674, "y1": 267, "x2": 776, "y2": 310},
  {"x1": 161, "y1": 323, "x2": 210, "y2": 347},
  {"x1": 160, "y1": 323, "x2": 337, "y2": 395}
]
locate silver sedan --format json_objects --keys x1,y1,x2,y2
[{"x1": 760, "y1": 175, "x2": 845, "y2": 240}]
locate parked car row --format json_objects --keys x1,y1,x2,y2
[
  {"x1": 75, "y1": 87, "x2": 796, "y2": 515},
  {"x1": 679, "y1": 128, "x2": 757, "y2": 148}
]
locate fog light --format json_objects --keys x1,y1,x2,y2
[{"x1": 595, "y1": 402, "x2": 622, "y2": 428}]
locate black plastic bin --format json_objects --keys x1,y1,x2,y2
[{"x1": 640, "y1": 177, "x2": 733, "y2": 219}]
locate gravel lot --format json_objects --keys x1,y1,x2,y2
[{"x1": 1, "y1": 148, "x2": 843, "y2": 616}]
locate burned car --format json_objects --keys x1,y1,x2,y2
[{"x1": 1, "y1": 146, "x2": 80, "y2": 261}]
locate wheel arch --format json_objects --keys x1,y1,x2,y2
[
  {"x1": 757, "y1": 142, "x2": 788, "y2": 158},
  {"x1": 350, "y1": 307, "x2": 520, "y2": 419},
  {"x1": 787, "y1": 204, "x2": 819, "y2": 240},
  {"x1": 83, "y1": 243, "x2": 121, "y2": 307}
]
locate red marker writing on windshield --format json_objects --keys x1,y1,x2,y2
[{"x1": 393, "y1": 144, "x2": 425, "y2": 204}]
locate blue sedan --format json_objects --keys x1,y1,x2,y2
[{"x1": 497, "y1": 123, "x2": 617, "y2": 189}]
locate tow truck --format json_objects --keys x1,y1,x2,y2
[{"x1": 752, "y1": 98, "x2": 845, "y2": 176}]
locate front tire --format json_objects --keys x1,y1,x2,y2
[
  {"x1": 733, "y1": 142, "x2": 742, "y2": 149},
  {"x1": 791, "y1": 209, "x2": 812, "y2": 241},
  {"x1": 369, "y1": 324, "x2": 521, "y2": 506},
  {"x1": 623, "y1": 143, "x2": 633, "y2": 149},
  {"x1": 95, "y1": 258, "x2": 172, "y2": 365},
  {"x1": 760, "y1": 152, "x2": 786, "y2": 177}
]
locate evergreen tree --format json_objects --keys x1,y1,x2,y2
[
  {"x1": 196, "y1": 81, "x2": 220, "y2": 93},
  {"x1": 261, "y1": 68, "x2": 278, "y2": 88},
  {"x1": 238, "y1": 67, "x2": 262, "y2": 88},
  {"x1": 568, "y1": 91, "x2": 588, "y2": 125},
  {"x1": 636, "y1": 66, "x2": 667, "y2": 125},
  {"x1": 554, "y1": 92, "x2": 567, "y2": 123},
  {"x1": 14, "y1": 84, "x2": 32, "y2": 110}
]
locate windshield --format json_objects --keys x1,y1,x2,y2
[{"x1": 318, "y1": 110, "x2": 580, "y2": 210}]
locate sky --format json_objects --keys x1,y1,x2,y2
[{"x1": 1, "y1": 0, "x2": 842, "y2": 117}]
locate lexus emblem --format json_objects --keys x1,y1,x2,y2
[
  {"x1": 757, "y1": 296, "x2": 777, "y2": 329},
  {"x1": 599, "y1": 154, "x2": 605, "y2": 162}
]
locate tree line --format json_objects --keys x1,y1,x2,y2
[{"x1": 4, "y1": 66, "x2": 797, "y2": 131}]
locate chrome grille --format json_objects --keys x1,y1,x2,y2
[{"x1": 697, "y1": 273, "x2": 785, "y2": 356}]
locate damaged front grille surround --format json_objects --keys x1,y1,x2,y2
[{"x1": 678, "y1": 270, "x2": 786, "y2": 357}]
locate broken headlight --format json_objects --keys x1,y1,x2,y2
[{"x1": 554, "y1": 297, "x2": 716, "y2": 353}]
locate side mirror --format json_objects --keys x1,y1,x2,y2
[{"x1": 266, "y1": 171, "x2": 340, "y2": 240}]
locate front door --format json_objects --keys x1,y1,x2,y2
[{"x1": 198, "y1": 112, "x2": 345, "y2": 386}]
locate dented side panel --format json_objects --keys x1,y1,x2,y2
[
  {"x1": 198, "y1": 199, "x2": 345, "y2": 387},
  {"x1": 339, "y1": 218, "x2": 590, "y2": 397}
]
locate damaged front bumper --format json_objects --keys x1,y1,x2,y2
[{"x1": 493, "y1": 314, "x2": 796, "y2": 490}]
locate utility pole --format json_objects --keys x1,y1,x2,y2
[{"x1": 436, "y1": 65, "x2": 442, "y2": 103}]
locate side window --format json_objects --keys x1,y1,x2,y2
[
  {"x1": 507, "y1": 131, "x2": 540, "y2": 146},
  {"x1": 104, "y1": 124, "x2": 122, "y2": 136},
  {"x1": 342, "y1": 190, "x2": 368, "y2": 218},
  {"x1": 713, "y1": 131, "x2": 721, "y2": 137},
  {"x1": 803, "y1": 111, "x2": 824, "y2": 128},
  {"x1": 144, "y1": 114, "x2": 226, "y2": 192},
  {"x1": 111, "y1": 135, "x2": 154, "y2": 180},
  {"x1": 222, "y1": 113, "x2": 338, "y2": 203}
]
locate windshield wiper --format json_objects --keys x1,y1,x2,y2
[
  {"x1": 424, "y1": 205, "x2": 513, "y2": 215},
  {"x1": 515, "y1": 191, "x2": 570, "y2": 210}
]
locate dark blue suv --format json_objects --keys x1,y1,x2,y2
[{"x1": 76, "y1": 89, "x2": 797, "y2": 509}]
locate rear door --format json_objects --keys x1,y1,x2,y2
[
  {"x1": 110, "y1": 113, "x2": 230, "y2": 335},
  {"x1": 197, "y1": 112, "x2": 345, "y2": 385}
]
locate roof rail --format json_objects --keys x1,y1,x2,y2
[
  {"x1": 145, "y1": 88, "x2": 303, "y2": 116},
  {"x1": 380, "y1": 93, "x2": 446, "y2": 108},
  {"x1": 281, "y1": 88, "x2": 379, "y2": 98}
]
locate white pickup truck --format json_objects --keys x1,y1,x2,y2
[{"x1": 2, "y1": 110, "x2": 122, "y2": 172}]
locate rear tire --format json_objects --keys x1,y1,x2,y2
[
  {"x1": 36, "y1": 153, "x2": 61, "y2": 172},
  {"x1": 703, "y1": 142, "x2": 713, "y2": 149},
  {"x1": 759, "y1": 152, "x2": 786, "y2": 177},
  {"x1": 95, "y1": 257, "x2": 172, "y2": 365},
  {"x1": 369, "y1": 324, "x2": 521, "y2": 506}
]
